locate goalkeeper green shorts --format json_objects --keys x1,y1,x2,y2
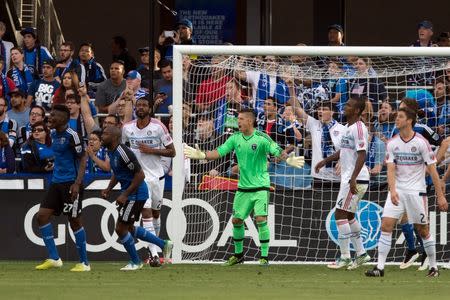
[{"x1": 232, "y1": 190, "x2": 269, "y2": 220}]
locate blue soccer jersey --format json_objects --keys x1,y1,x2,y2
[
  {"x1": 51, "y1": 127, "x2": 84, "y2": 183},
  {"x1": 108, "y1": 144, "x2": 148, "y2": 201}
]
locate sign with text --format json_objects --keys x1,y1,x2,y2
[{"x1": 175, "y1": 0, "x2": 237, "y2": 45}]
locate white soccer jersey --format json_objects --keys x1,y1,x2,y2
[
  {"x1": 122, "y1": 119, "x2": 173, "y2": 181},
  {"x1": 306, "y1": 116, "x2": 346, "y2": 181},
  {"x1": 246, "y1": 70, "x2": 277, "y2": 101},
  {"x1": 385, "y1": 133, "x2": 436, "y2": 192},
  {"x1": 339, "y1": 121, "x2": 370, "y2": 183}
]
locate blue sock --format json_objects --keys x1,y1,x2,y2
[
  {"x1": 74, "y1": 227, "x2": 89, "y2": 265},
  {"x1": 414, "y1": 228, "x2": 424, "y2": 253},
  {"x1": 401, "y1": 223, "x2": 416, "y2": 251},
  {"x1": 119, "y1": 232, "x2": 140, "y2": 264},
  {"x1": 39, "y1": 223, "x2": 60, "y2": 260},
  {"x1": 133, "y1": 226, "x2": 165, "y2": 249}
]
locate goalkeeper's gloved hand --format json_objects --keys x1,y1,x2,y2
[
  {"x1": 286, "y1": 152, "x2": 305, "y2": 168},
  {"x1": 183, "y1": 144, "x2": 206, "y2": 160}
]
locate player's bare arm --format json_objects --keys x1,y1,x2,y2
[
  {"x1": 70, "y1": 152, "x2": 87, "y2": 202},
  {"x1": 386, "y1": 162, "x2": 399, "y2": 205},
  {"x1": 138, "y1": 142, "x2": 176, "y2": 157},
  {"x1": 116, "y1": 169, "x2": 145, "y2": 206},
  {"x1": 426, "y1": 163, "x2": 448, "y2": 212},
  {"x1": 349, "y1": 150, "x2": 367, "y2": 194}
]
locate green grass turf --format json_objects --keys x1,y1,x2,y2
[{"x1": 0, "y1": 262, "x2": 449, "y2": 300}]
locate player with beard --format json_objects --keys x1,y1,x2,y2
[{"x1": 122, "y1": 97, "x2": 175, "y2": 266}]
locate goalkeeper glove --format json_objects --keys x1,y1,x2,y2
[
  {"x1": 184, "y1": 144, "x2": 206, "y2": 160},
  {"x1": 286, "y1": 152, "x2": 305, "y2": 169}
]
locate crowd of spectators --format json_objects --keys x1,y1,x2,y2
[{"x1": 0, "y1": 18, "x2": 449, "y2": 193}]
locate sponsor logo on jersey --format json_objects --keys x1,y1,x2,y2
[{"x1": 326, "y1": 200, "x2": 382, "y2": 250}]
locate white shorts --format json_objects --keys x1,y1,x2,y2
[
  {"x1": 335, "y1": 181, "x2": 368, "y2": 213},
  {"x1": 143, "y1": 177, "x2": 165, "y2": 210},
  {"x1": 382, "y1": 190, "x2": 429, "y2": 224}
]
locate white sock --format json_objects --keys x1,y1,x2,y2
[
  {"x1": 153, "y1": 217, "x2": 161, "y2": 236},
  {"x1": 337, "y1": 219, "x2": 351, "y2": 259},
  {"x1": 422, "y1": 234, "x2": 437, "y2": 269},
  {"x1": 142, "y1": 217, "x2": 158, "y2": 257},
  {"x1": 349, "y1": 218, "x2": 366, "y2": 256},
  {"x1": 376, "y1": 231, "x2": 392, "y2": 270}
]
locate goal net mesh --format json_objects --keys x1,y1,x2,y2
[{"x1": 176, "y1": 51, "x2": 450, "y2": 263}]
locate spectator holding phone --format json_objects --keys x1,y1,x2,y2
[
  {"x1": 20, "y1": 121, "x2": 53, "y2": 173},
  {"x1": 153, "y1": 60, "x2": 173, "y2": 115},
  {"x1": 157, "y1": 19, "x2": 194, "y2": 60}
]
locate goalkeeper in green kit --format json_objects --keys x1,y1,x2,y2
[{"x1": 184, "y1": 108, "x2": 305, "y2": 266}]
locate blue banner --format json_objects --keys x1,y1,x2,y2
[{"x1": 175, "y1": 0, "x2": 237, "y2": 45}]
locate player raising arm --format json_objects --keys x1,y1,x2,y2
[
  {"x1": 184, "y1": 108, "x2": 304, "y2": 266},
  {"x1": 365, "y1": 107, "x2": 447, "y2": 278}
]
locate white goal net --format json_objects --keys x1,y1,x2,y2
[{"x1": 169, "y1": 46, "x2": 450, "y2": 264}]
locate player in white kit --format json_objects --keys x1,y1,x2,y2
[
  {"x1": 122, "y1": 97, "x2": 175, "y2": 266},
  {"x1": 316, "y1": 97, "x2": 371, "y2": 270},
  {"x1": 365, "y1": 107, "x2": 447, "y2": 278}
]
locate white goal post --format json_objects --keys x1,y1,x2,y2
[{"x1": 170, "y1": 45, "x2": 450, "y2": 263}]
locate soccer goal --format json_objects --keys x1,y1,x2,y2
[{"x1": 169, "y1": 45, "x2": 450, "y2": 264}]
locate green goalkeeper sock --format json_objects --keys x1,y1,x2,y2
[
  {"x1": 257, "y1": 221, "x2": 270, "y2": 257},
  {"x1": 233, "y1": 223, "x2": 245, "y2": 255}
]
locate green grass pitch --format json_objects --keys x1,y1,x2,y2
[{"x1": 1, "y1": 262, "x2": 449, "y2": 300}]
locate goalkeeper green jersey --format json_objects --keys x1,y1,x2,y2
[{"x1": 217, "y1": 129, "x2": 282, "y2": 189}]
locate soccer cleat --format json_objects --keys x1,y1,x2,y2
[
  {"x1": 259, "y1": 258, "x2": 269, "y2": 266},
  {"x1": 70, "y1": 263, "x2": 91, "y2": 272},
  {"x1": 426, "y1": 267, "x2": 439, "y2": 277},
  {"x1": 399, "y1": 249, "x2": 419, "y2": 269},
  {"x1": 149, "y1": 256, "x2": 162, "y2": 268},
  {"x1": 162, "y1": 240, "x2": 173, "y2": 263},
  {"x1": 223, "y1": 255, "x2": 244, "y2": 266},
  {"x1": 327, "y1": 257, "x2": 352, "y2": 269},
  {"x1": 347, "y1": 253, "x2": 371, "y2": 270},
  {"x1": 417, "y1": 252, "x2": 429, "y2": 271},
  {"x1": 35, "y1": 258, "x2": 63, "y2": 270},
  {"x1": 365, "y1": 267, "x2": 384, "y2": 277},
  {"x1": 120, "y1": 262, "x2": 144, "y2": 271}
]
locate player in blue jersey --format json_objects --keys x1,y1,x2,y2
[
  {"x1": 35, "y1": 104, "x2": 90, "y2": 271},
  {"x1": 100, "y1": 126, "x2": 174, "y2": 271}
]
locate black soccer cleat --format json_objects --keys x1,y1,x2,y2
[
  {"x1": 427, "y1": 267, "x2": 439, "y2": 278},
  {"x1": 365, "y1": 267, "x2": 384, "y2": 277},
  {"x1": 399, "y1": 249, "x2": 419, "y2": 269}
]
